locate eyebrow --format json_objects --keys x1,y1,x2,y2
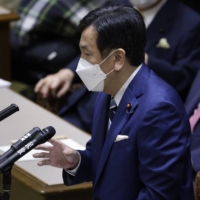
[{"x1": 80, "y1": 45, "x2": 89, "y2": 51}]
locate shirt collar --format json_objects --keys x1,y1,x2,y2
[
  {"x1": 137, "y1": 0, "x2": 167, "y2": 28},
  {"x1": 114, "y1": 64, "x2": 142, "y2": 106}
]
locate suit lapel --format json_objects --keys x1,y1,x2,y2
[
  {"x1": 93, "y1": 63, "x2": 150, "y2": 188},
  {"x1": 146, "y1": 0, "x2": 177, "y2": 52},
  {"x1": 92, "y1": 93, "x2": 110, "y2": 177}
]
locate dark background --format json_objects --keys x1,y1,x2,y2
[{"x1": 181, "y1": 0, "x2": 200, "y2": 13}]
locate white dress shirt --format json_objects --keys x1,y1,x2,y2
[{"x1": 114, "y1": 64, "x2": 142, "y2": 106}]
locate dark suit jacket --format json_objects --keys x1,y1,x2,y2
[
  {"x1": 185, "y1": 70, "x2": 200, "y2": 174},
  {"x1": 63, "y1": 64, "x2": 194, "y2": 200},
  {"x1": 146, "y1": 0, "x2": 200, "y2": 102},
  {"x1": 58, "y1": 0, "x2": 200, "y2": 133}
]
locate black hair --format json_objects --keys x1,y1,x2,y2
[{"x1": 78, "y1": 4, "x2": 146, "y2": 66}]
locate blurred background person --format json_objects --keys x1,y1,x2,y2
[{"x1": 131, "y1": 0, "x2": 200, "y2": 102}]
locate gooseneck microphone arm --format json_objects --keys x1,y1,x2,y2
[
  {"x1": 0, "y1": 126, "x2": 56, "y2": 200},
  {"x1": 0, "y1": 167, "x2": 12, "y2": 200},
  {"x1": 0, "y1": 103, "x2": 19, "y2": 200},
  {"x1": 0, "y1": 104, "x2": 19, "y2": 122}
]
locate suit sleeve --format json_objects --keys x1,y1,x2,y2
[
  {"x1": 63, "y1": 55, "x2": 82, "y2": 83},
  {"x1": 63, "y1": 139, "x2": 92, "y2": 185},
  {"x1": 137, "y1": 102, "x2": 193, "y2": 199},
  {"x1": 148, "y1": 22, "x2": 200, "y2": 101},
  {"x1": 65, "y1": 55, "x2": 80, "y2": 72}
]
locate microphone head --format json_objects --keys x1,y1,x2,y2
[
  {"x1": 27, "y1": 126, "x2": 56, "y2": 147},
  {"x1": 10, "y1": 104, "x2": 19, "y2": 112},
  {"x1": 42, "y1": 126, "x2": 56, "y2": 140},
  {"x1": 42, "y1": 126, "x2": 56, "y2": 136}
]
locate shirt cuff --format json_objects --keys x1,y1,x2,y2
[{"x1": 65, "y1": 152, "x2": 81, "y2": 176}]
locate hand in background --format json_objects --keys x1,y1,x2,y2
[
  {"x1": 33, "y1": 139, "x2": 80, "y2": 169},
  {"x1": 34, "y1": 69, "x2": 75, "y2": 98}
]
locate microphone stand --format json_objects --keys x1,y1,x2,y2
[
  {"x1": 0, "y1": 103, "x2": 19, "y2": 199},
  {"x1": 0, "y1": 166, "x2": 12, "y2": 200}
]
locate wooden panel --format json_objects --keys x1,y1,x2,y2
[
  {"x1": 0, "y1": 13, "x2": 19, "y2": 22},
  {"x1": 0, "y1": 5, "x2": 19, "y2": 22},
  {"x1": 0, "y1": 22, "x2": 10, "y2": 80},
  {"x1": 9, "y1": 165, "x2": 92, "y2": 200},
  {"x1": 0, "y1": 5, "x2": 19, "y2": 80}
]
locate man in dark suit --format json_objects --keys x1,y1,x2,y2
[
  {"x1": 185, "y1": 70, "x2": 200, "y2": 174},
  {"x1": 132, "y1": 0, "x2": 200, "y2": 102},
  {"x1": 33, "y1": 5, "x2": 194, "y2": 199},
  {"x1": 34, "y1": 0, "x2": 200, "y2": 134}
]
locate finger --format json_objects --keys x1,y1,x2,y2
[
  {"x1": 33, "y1": 152, "x2": 49, "y2": 158},
  {"x1": 34, "y1": 79, "x2": 45, "y2": 93},
  {"x1": 48, "y1": 78, "x2": 62, "y2": 98},
  {"x1": 50, "y1": 81, "x2": 60, "y2": 98},
  {"x1": 40, "y1": 84, "x2": 51, "y2": 98},
  {"x1": 37, "y1": 159, "x2": 51, "y2": 166},
  {"x1": 50, "y1": 78, "x2": 60, "y2": 89},
  {"x1": 34, "y1": 144, "x2": 52, "y2": 151},
  {"x1": 57, "y1": 83, "x2": 70, "y2": 98},
  {"x1": 48, "y1": 138, "x2": 61, "y2": 146}
]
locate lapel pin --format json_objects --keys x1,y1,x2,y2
[
  {"x1": 126, "y1": 103, "x2": 134, "y2": 115},
  {"x1": 127, "y1": 103, "x2": 132, "y2": 109}
]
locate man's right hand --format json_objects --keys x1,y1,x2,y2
[
  {"x1": 33, "y1": 139, "x2": 80, "y2": 170},
  {"x1": 34, "y1": 69, "x2": 75, "y2": 98}
]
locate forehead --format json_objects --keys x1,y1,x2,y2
[{"x1": 79, "y1": 25, "x2": 98, "y2": 51}]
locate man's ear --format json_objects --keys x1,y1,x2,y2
[{"x1": 114, "y1": 49, "x2": 126, "y2": 71}]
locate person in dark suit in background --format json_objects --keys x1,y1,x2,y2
[
  {"x1": 185, "y1": 70, "x2": 200, "y2": 175},
  {"x1": 33, "y1": 5, "x2": 194, "y2": 199},
  {"x1": 34, "y1": 0, "x2": 200, "y2": 134},
  {"x1": 131, "y1": 0, "x2": 200, "y2": 102}
]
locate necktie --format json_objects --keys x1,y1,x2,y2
[
  {"x1": 189, "y1": 103, "x2": 200, "y2": 133},
  {"x1": 109, "y1": 99, "x2": 117, "y2": 123}
]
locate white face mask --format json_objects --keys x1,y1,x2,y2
[
  {"x1": 130, "y1": 0, "x2": 159, "y2": 9},
  {"x1": 76, "y1": 51, "x2": 115, "y2": 92}
]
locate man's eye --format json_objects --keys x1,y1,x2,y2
[{"x1": 85, "y1": 53, "x2": 90, "y2": 56}]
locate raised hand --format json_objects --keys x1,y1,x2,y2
[{"x1": 33, "y1": 139, "x2": 80, "y2": 169}]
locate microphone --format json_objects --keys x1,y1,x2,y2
[
  {"x1": 0, "y1": 127, "x2": 41, "y2": 163},
  {"x1": 0, "y1": 126, "x2": 56, "y2": 172},
  {"x1": 0, "y1": 104, "x2": 19, "y2": 121}
]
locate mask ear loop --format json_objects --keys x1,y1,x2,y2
[
  {"x1": 106, "y1": 69, "x2": 114, "y2": 76},
  {"x1": 99, "y1": 50, "x2": 116, "y2": 66}
]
